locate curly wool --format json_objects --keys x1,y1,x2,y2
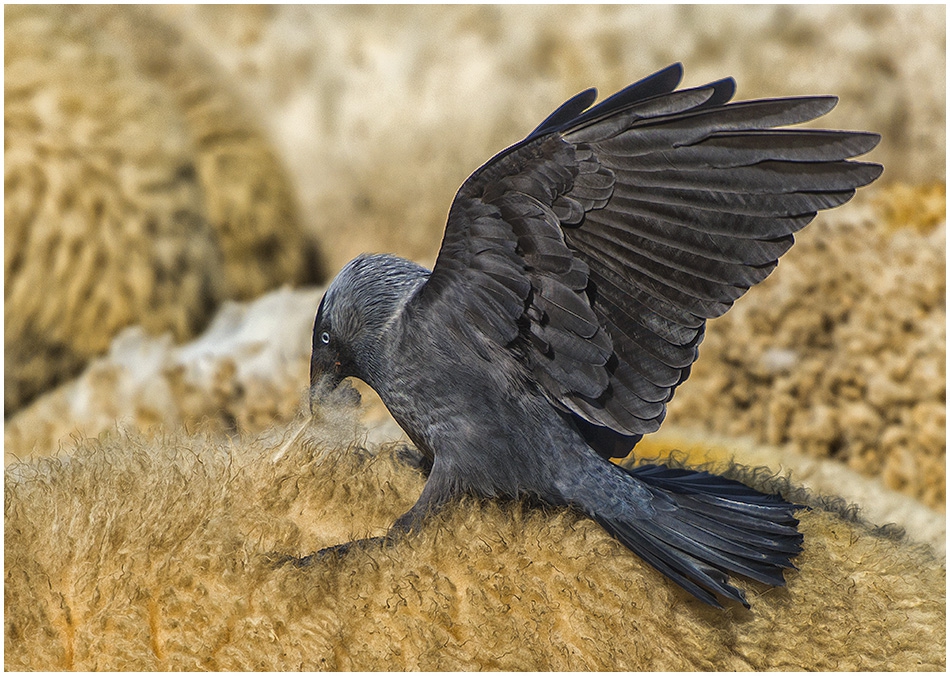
[{"x1": 5, "y1": 418, "x2": 944, "y2": 670}]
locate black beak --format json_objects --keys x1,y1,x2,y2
[
  {"x1": 309, "y1": 357, "x2": 360, "y2": 415},
  {"x1": 309, "y1": 369, "x2": 341, "y2": 415}
]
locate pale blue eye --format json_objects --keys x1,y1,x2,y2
[{"x1": 321, "y1": 331, "x2": 331, "y2": 344}]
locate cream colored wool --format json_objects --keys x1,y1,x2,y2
[
  {"x1": 83, "y1": 6, "x2": 315, "y2": 300},
  {"x1": 666, "y1": 197, "x2": 946, "y2": 508},
  {"x1": 2, "y1": 287, "x2": 321, "y2": 463},
  {"x1": 158, "y1": 5, "x2": 944, "y2": 274},
  {"x1": 2, "y1": 287, "x2": 397, "y2": 465},
  {"x1": 4, "y1": 5, "x2": 218, "y2": 414},
  {"x1": 5, "y1": 415, "x2": 945, "y2": 670},
  {"x1": 4, "y1": 5, "x2": 313, "y2": 415}
]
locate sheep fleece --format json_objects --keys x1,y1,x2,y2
[{"x1": 4, "y1": 423, "x2": 945, "y2": 671}]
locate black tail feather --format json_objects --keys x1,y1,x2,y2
[
  {"x1": 598, "y1": 514, "x2": 749, "y2": 608},
  {"x1": 587, "y1": 463, "x2": 803, "y2": 608},
  {"x1": 674, "y1": 493, "x2": 802, "y2": 536},
  {"x1": 671, "y1": 503, "x2": 802, "y2": 557}
]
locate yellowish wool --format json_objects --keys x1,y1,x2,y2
[
  {"x1": 4, "y1": 5, "x2": 312, "y2": 415},
  {"x1": 5, "y1": 418, "x2": 944, "y2": 670}
]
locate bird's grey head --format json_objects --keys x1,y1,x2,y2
[{"x1": 309, "y1": 253, "x2": 428, "y2": 409}]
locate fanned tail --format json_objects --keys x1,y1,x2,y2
[{"x1": 576, "y1": 462, "x2": 803, "y2": 608}]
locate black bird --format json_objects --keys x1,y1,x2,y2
[{"x1": 306, "y1": 63, "x2": 882, "y2": 608}]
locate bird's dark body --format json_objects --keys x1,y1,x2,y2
[
  {"x1": 305, "y1": 64, "x2": 882, "y2": 608},
  {"x1": 342, "y1": 261, "x2": 584, "y2": 506}
]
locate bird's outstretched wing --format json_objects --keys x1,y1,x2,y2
[{"x1": 415, "y1": 63, "x2": 882, "y2": 458}]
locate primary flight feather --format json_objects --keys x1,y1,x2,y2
[{"x1": 304, "y1": 63, "x2": 882, "y2": 608}]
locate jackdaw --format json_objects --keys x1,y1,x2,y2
[{"x1": 304, "y1": 63, "x2": 882, "y2": 608}]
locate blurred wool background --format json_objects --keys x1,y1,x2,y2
[{"x1": 4, "y1": 5, "x2": 946, "y2": 670}]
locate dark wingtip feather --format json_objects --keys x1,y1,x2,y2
[
  {"x1": 529, "y1": 64, "x2": 687, "y2": 141},
  {"x1": 849, "y1": 130, "x2": 882, "y2": 156},
  {"x1": 529, "y1": 88, "x2": 599, "y2": 140},
  {"x1": 856, "y1": 161, "x2": 885, "y2": 184},
  {"x1": 567, "y1": 63, "x2": 685, "y2": 130},
  {"x1": 699, "y1": 77, "x2": 737, "y2": 108}
]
